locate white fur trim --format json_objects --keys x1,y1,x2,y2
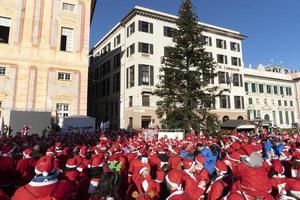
[
  {"x1": 227, "y1": 155, "x2": 240, "y2": 162},
  {"x1": 139, "y1": 167, "x2": 149, "y2": 175},
  {"x1": 165, "y1": 174, "x2": 179, "y2": 189},
  {"x1": 290, "y1": 190, "x2": 300, "y2": 196},
  {"x1": 166, "y1": 190, "x2": 184, "y2": 200},
  {"x1": 66, "y1": 164, "x2": 77, "y2": 168},
  {"x1": 291, "y1": 169, "x2": 298, "y2": 178},
  {"x1": 29, "y1": 179, "x2": 58, "y2": 187}
]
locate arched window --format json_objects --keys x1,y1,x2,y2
[
  {"x1": 222, "y1": 116, "x2": 229, "y2": 122},
  {"x1": 264, "y1": 114, "x2": 270, "y2": 121},
  {"x1": 237, "y1": 116, "x2": 244, "y2": 120}
]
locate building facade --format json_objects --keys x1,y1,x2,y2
[
  {"x1": 244, "y1": 65, "x2": 300, "y2": 128},
  {"x1": 0, "y1": 0, "x2": 96, "y2": 125},
  {"x1": 88, "y1": 6, "x2": 248, "y2": 129}
]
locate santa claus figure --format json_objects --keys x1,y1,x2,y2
[
  {"x1": 21, "y1": 125, "x2": 30, "y2": 137},
  {"x1": 12, "y1": 156, "x2": 74, "y2": 200},
  {"x1": 165, "y1": 169, "x2": 192, "y2": 200}
]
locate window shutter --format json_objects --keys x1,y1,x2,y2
[
  {"x1": 126, "y1": 68, "x2": 129, "y2": 88},
  {"x1": 138, "y1": 65, "x2": 142, "y2": 85},
  {"x1": 127, "y1": 27, "x2": 129, "y2": 37},
  {"x1": 227, "y1": 96, "x2": 231, "y2": 108},
  {"x1": 126, "y1": 47, "x2": 129, "y2": 57},
  {"x1": 242, "y1": 96, "x2": 245, "y2": 109},
  {"x1": 138, "y1": 43, "x2": 142, "y2": 53},
  {"x1": 150, "y1": 65, "x2": 154, "y2": 85},
  {"x1": 224, "y1": 41, "x2": 227, "y2": 49},
  {"x1": 226, "y1": 72, "x2": 230, "y2": 84},
  {"x1": 138, "y1": 20, "x2": 142, "y2": 32},
  {"x1": 150, "y1": 23, "x2": 153, "y2": 33},
  {"x1": 239, "y1": 74, "x2": 243, "y2": 87},
  {"x1": 209, "y1": 37, "x2": 212, "y2": 46},
  {"x1": 150, "y1": 44, "x2": 153, "y2": 54},
  {"x1": 163, "y1": 26, "x2": 167, "y2": 36},
  {"x1": 225, "y1": 56, "x2": 228, "y2": 64},
  {"x1": 238, "y1": 43, "x2": 240, "y2": 52}
]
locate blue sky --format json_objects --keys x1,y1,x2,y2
[{"x1": 90, "y1": 0, "x2": 300, "y2": 70}]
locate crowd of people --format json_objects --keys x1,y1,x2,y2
[{"x1": 0, "y1": 128, "x2": 300, "y2": 200}]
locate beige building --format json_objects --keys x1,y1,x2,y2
[
  {"x1": 244, "y1": 65, "x2": 300, "y2": 128},
  {"x1": 88, "y1": 6, "x2": 247, "y2": 129},
  {"x1": 0, "y1": 0, "x2": 96, "y2": 127}
]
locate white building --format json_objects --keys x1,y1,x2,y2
[
  {"x1": 244, "y1": 65, "x2": 300, "y2": 128},
  {"x1": 88, "y1": 6, "x2": 248, "y2": 129}
]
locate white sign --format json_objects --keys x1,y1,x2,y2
[{"x1": 158, "y1": 131, "x2": 184, "y2": 140}]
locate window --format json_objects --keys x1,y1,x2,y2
[
  {"x1": 138, "y1": 42, "x2": 153, "y2": 54},
  {"x1": 279, "y1": 111, "x2": 283, "y2": 124},
  {"x1": 284, "y1": 100, "x2": 287, "y2": 107},
  {"x1": 163, "y1": 26, "x2": 174, "y2": 37},
  {"x1": 220, "y1": 95, "x2": 231, "y2": 109},
  {"x1": 100, "y1": 60, "x2": 110, "y2": 76},
  {"x1": 251, "y1": 83, "x2": 256, "y2": 93},
  {"x1": 0, "y1": 17, "x2": 11, "y2": 44},
  {"x1": 217, "y1": 54, "x2": 228, "y2": 64},
  {"x1": 216, "y1": 39, "x2": 226, "y2": 49},
  {"x1": 129, "y1": 117, "x2": 133, "y2": 128},
  {"x1": 112, "y1": 73, "x2": 120, "y2": 93},
  {"x1": 231, "y1": 57, "x2": 241, "y2": 66},
  {"x1": 126, "y1": 65, "x2": 135, "y2": 88},
  {"x1": 273, "y1": 111, "x2": 276, "y2": 124},
  {"x1": 0, "y1": 67, "x2": 6, "y2": 75},
  {"x1": 290, "y1": 101, "x2": 293, "y2": 107},
  {"x1": 138, "y1": 20, "x2": 153, "y2": 33},
  {"x1": 291, "y1": 111, "x2": 295, "y2": 123},
  {"x1": 60, "y1": 27, "x2": 73, "y2": 51},
  {"x1": 129, "y1": 96, "x2": 133, "y2": 107},
  {"x1": 259, "y1": 84, "x2": 264, "y2": 93},
  {"x1": 245, "y1": 82, "x2": 249, "y2": 92},
  {"x1": 201, "y1": 35, "x2": 212, "y2": 46},
  {"x1": 280, "y1": 86, "x2": 284, "y2": 95},
  {"x1": 138, "y1": 65, "x2": 153, "y2": 86},
  {"x1": 101, "y1": 43, "x2": 111, "y2": 55},
  {"x1": 248, "y1": 98, "x2": 253, "y2": 105},
  {"x1": 164, "y1": 47, "x2": 172, "y2": 57},
  {"x1": 256, "y1": 98, "x2": 260, "y2": 104},
  {"x1": 113, "y1": 53, "x2": 121, "y2": 69},
  {"x1": 230, "y1": 42, "x2": 240, "y2": 52},
  {"x1": 286, "y1": 87, "x2": 292, "y2": 96},
  {"x1": 127, "y1": 22, "x2": 135, "y2": 37},
  {"x1": 142, "y1": 95, "x2": 150, "y2": 107},
  {"x1": 264, "y1": 98, "x2": 267, "y2": 105},
  {"x1": 218, "y1": 71, "x2": 230, "y2": 84},
  {"x1": 114, "y1": 34, "x2": 121, "y2": 47},
  {"x1": 58, "y1": 72, "x2": 71, "y2": 80},
  {"x1": 271, "y1": 99, "x2": 275, "y2": 105},
  {"x1": 100, "y1": 78, "x2": 110, "y2": 97},
  {"x1": 278, "y1": 100, "x2": 281, "y2": 106},
  {"x1": 56, "y1": 104, "x2": 69, "y2": 118},
  {"x1": 232, "y1": 73, "x2": 243, "y2": 86},
  {"x1": 127, "y1": 43, "x2": 135, "y2": 57},
  {"x1": 285, "y1": 111, "x2": 289, "y2": 125},
  {"x1": 62, "y1": 3, "x2": 75, "y2": 11},
  {"x1": 234, "y1": 96, "x2": 244, "y2": 109},
  {"x1": 266, "y1": 85, "x2": 271, "y2": 94},
  {"x1": 273, "y1": 86, "x2": 278, "y2": 95}
]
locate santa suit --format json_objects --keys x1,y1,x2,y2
[
  {"x1": 168, "y1": 155, "x2": 181, "y2": 170},
  {"x1": 206, "y1": 174, "x2": 232, "y2": 200},
  {"x1": 181, "y1": 170, "x2": 205, "y2": 200},
  {"x1": 166, "y1": 189, "x2": 192, "y2": 200},
  {"x1": 0, "y1": 155, "x2": 16, "y2": 196},
  {"x1": 16, "y1": 157, "x2": 37, "y2": 186},
  {"x1": 270, "y1": 174, "x2": 287, "y2": 198},
  {"x1": 233, "y1": 162, "x2": 273, "y2": 198},
  {"x1": 132, "y1": 174, "x2": 159, "y2": 200},
  {"x1": 12, "y1": 178, "x2": 73, "y2": 200},
  {"x1": 127, "y1": 151, "x2": 138, "y2": 163}
]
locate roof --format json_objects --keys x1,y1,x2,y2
[
  {"x1": 92, "y1": 5, "x2": 247, "y2": 50},
  {"x1": 220, "y1": 120, "x2": 256, "y2": 129}
]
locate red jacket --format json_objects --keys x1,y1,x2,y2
[
  {"x1": 16, "y1": 157, "x2": 37, "y2": 185},
  {"x1": 166, "y1": 190, "x2": 192, "y2": 200},
  {"x1": 0, "y1": 155, "x2": 16, "y2": 187}
]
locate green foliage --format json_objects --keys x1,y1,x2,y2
[{"x1": 154, "y1": 0, "x2": 220, "y2": 133}]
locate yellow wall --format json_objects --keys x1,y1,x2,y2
[{"x1": 0, "y1": 0, "x2": 94, "y2": 122}]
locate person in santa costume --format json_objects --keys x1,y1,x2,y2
[
  {"x1": 165, "y1": 169, "x2": 192, "y2": 200},
  {"x1": 206, "y1": 160, "x2": 232, "y2": 200},
  {"x1": 0, "y1": 144, "x2": 16, "y2": 196},
  {"x1": 270, "y1": 159, "x2": 287, "y2": 198},
  {"x1": 12, "y1": 156, "x2": 74, "y2": 200},
  {"x1": 15, "y1": 148, "x2": 37, "y2": 186},
  {"x1": 279, "y1": 178, "x2": 300, "y2": 200},
  {"x1": 232, "y1": 144, "x2": 274, "y2": 199}
]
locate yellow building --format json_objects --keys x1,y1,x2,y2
[{"x1": 0, "y1": 0, "x2": 96, "y2": 127}]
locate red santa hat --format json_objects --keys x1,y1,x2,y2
[
  {"x1": 280, "y1": 150, "x2": 291, "y2": 160},
  {"x1": 138, "y1": 147, "x2": 147, "y2": 156},
  {"x1": 35, "y1": 157, "x2": 54, "y2": 176},
  {"x1": 165, "y1": 169, "x2": 182, "y2": 190},
  {"x1": 79, "y1": 149, "x2": 87, "y2": 158},
  {"x1": 273, "y1": 160, "x2": 285, "y2": 175},
  {"x1": 2, "y1": 145, "x2": 14, "y2": 155},
  {"x1": 89, "y1": 156, "x2": 104, "y2": 168},
  {"x1": 138, "y1": 163, "x2": 150, "y2": 175},
  {"x1": 215, "y1": 160, "x2": 227, "y2": 175},
  {"x1": 195, "y1": 155, "x2": 205, "y2": 165},
  {"x1": 66, "y1": 158, "x2": 77, "y2": 169},
  {"x1": 155, "y1": 170, "x2": 165, "y2": 183},
  {"x1": 230, "y1": 133, "x2": 241, "y2": 141},
  {"x1": 46, "y1": 147, "x2": 55, "y2": 156},
  {"x1": 55, "y1": 142, "x2": 62, "y2": 152},
  {"x1": 23, "y1": 148, "x2": 32, "y2": 158},
  {"x1": 227, "y1": 151, "x2": 241, "y2": 162},
  {"x1": 240, "y1": 144, "x2": 256, "y2": 156},
  {"x1": 182, "y1": 159, "x2": 195, "y2": 171}
]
